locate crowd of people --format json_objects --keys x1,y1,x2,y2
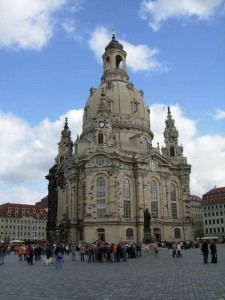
[{"x1": 0, "y1": 238, "x2": 218, "y2": 268}]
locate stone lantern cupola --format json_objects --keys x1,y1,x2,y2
[{"x1": 101, "y1": 29, "x2": 129, "y2": 83}]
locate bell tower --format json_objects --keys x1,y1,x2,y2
[
  {"x1": 57, "y1": 118, "x2": 73, "y2": 164},
  {"x1": 161, "y1": 107, "x2": 184, "y2": 159},
  {"x1": 101, "y1": 29, "x2": 129, "y2": 83}
]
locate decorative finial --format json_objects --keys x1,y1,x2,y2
[
  {"x1": 112, "y1": 28, "x2": 116, "y2": 41},
  {"x1": 64, "y1": 117, "x2": 69, "y2": 130},
  {"x1": 168, "y1": 106, "x2": 171, "y2": 114}
]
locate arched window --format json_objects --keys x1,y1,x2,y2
[
  {"x1": 96, "y1": 156, "x2": 104, "y2": 167},
  {"x1": 126, "y1": 228, "x2": 134, "y2": 240},
  {"x1": 150, "y1": 180, "x2": 157, "y2": 200},
  {"x1": 98, "y1": 133, "x2": 104, "y2": 144},
  {"x1": 97, "y1": 177, "x2": 105, "y2": 197},
  {"x1": 116, "y1": 55, "x2": 123, "y2": 69},
  {"x1": 123, "y1": 179, "x2": 130, "y2": 198},
  {"x1": 105, "y1": 56, "x2": 111, "y2": 70},
  {"x1": 142, "y1": 137, "x2": 148, "y2": 150},
  {"x1": 170, "y1": 184, "x2": 176, "y2": 201},
  {"x1": 150, "y1": 180, "x2": 158, "y2": 218},
  {"x1": 174, "y1": 228, "x2": 181, "y2": 238}
]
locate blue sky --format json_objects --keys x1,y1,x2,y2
[{"x1": 0, "y1": 0, "x2": 225, "y2": 205}]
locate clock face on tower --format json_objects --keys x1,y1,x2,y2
[{"x1": 99, "y1": 121, "x2": 105, "y2": 128}]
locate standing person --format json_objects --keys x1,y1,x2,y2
[
  {"x1": 71, "y1": 244, "x2": 76, "y2": 261},
  {"x1": 210, "y1": 240, "x2": 217, "y2": 263},
  {"x1": 54, "y1": 243, "x2": 64, "y2": 270},
  {"x1": 177, "y1": 243, "x2": 182, "y2": 258},
  {"x1": 154, "y1": 243, "x2": 159, "y2": 259},
  {"x1": 79, "y1": 242, "x2": 85, "y2": 262},
  {"x1": 201, "y1": 240, "x2": 209, "y2": 264},
  {"x1": 0, "y1": 244, "x2": 5, "y2": 265}
]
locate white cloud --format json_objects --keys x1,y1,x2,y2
[
  {"x1": 0, "y1": 185, "x2": 43, "y2": 205},
  {"x1": 214, "y1": 109, "x2": 225, "y2": 120},
  {"x1": 139, "y1": 0, "x2": 225, "y2": 31},
  {"x1": 88, "y1": 26, "x2": 167, "y2": 73},
  {"x1": 150, "y1": 104, "x2": 225, "y2": 197},
  {"x1": 0, "y1": 109, "x2": 83, "y2": 185},
  {"x1": 0, "y1": 0, "x2": 67, "y2": 50}
]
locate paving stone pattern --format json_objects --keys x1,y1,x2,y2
[{"x1": 0, "y1": 245, "x2": 225, "y2": 300}]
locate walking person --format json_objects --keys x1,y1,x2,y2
[
  {"x1": 177, "y1": 243, "x2": 182, "y2": 258},
  {"x1": 18, "y1": 246, "x2": 23, "y2": 261},
  {"x1": 172, "y1": 243, "x2": 177, "y2": 258},
  {"x1": 210, "y1": 240, "x2": 217, "y2": 263},
  {"x1": 201, "y1": 240, "x2": 209, "y2": 264},
  {"x1": 54, "y1": 243, "x2": 64, "y2": 269}
]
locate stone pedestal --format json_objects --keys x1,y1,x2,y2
[{"x1": 142, "y1": 227, "x2": 153, "y2": 244}]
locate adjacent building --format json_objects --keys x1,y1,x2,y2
[
  {"x1": 189, "y1": 195, "x2": 204, "y2": 238},
  {"x1": 202, "y1": 187, "x2": 225, "y2": 238},
  {"x1": 46, "y1": 32, "x2": 193, "y2": 244},
  {"x1": 0, "y1": 203, "x2": 48, "y2": 242}
]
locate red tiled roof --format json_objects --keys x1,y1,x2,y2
[
  {"x1": 0, "y1": 203, "x2": 48, "y2": 219},
  {"x1": 202, "y1": 186, "x2": 225, "y2": 206},
  {"x1": 189, "y1": 195, "x2": 202, "y2": 202}
]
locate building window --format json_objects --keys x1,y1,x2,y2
[
  {"x1": 142, "y1": 137, "x2": 148, "y2": 150},
  {"x1": 17, "y1": 224, "x2": 23, "y2": 240},
  {"x1": 124, "y1": 200, "x2": 131, "y2": 218},
  {"x1": 98, "y1": 133, "x2": 104, "y2": 144},
  {"x1": 150, "y1": 180, "x2": 157, "y2": 200},
  {"x1": 96, "y1": 177, "x2": 105, "y2": 197},
  {"x1": 74, "y1": 144, "x2": 78, "y2": 155},
  {"x1": 151, "y1": 201, "x2": 158, "y2": 218},
  {"x1": 108, "y1": 100, "x2": 113, "y2": 112},
  {"x1": 171, "y1": 203, "x2": 177, "y2": 218},
  {"x1": 150, "y1": 159, "x2": 156, "y2": 171},
  {"x1": 32, "y1": 225, "x2": 38, "y2": 240},
  {"x1": 174, "y1": 228, "x2": 181, "y2": 238},
  {"x1": 126, "y1": 228, "x2": 134, "y2": 240},
  {"x1": 170, "y1": 147, "x2": 175, "y2": 157},
  {"x1": 96, "y1": 156, "x2": 104, "y2": 167},
  {"x1": 97, "y1": 199, "x2": 106, "y2": 218},
  {"x1": 33, "y1": 209, "x2": 36, "y2": 213},
  {"x1": 123, "y1": 179, "x2": 130, "y2": 198},
  {"x1": 170, "y1": 184, "x2": 176, "y2": 201},
  {"x1": 133, "y1": 101, "x2": 138, "y2": 114},
  {"x1": 8, "y1": 207, "x2": 11, "y2": 211}
]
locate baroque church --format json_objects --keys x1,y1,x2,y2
[{"x1": 46, "y1": 31, "x2": 193, "y2": 244}]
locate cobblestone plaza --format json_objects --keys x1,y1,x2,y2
[{"x1": 0, "y1": 245, "x2": 225, "y2": 300}]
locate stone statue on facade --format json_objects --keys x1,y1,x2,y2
[{"x1": 144, "y1": 208, "x2": 151, "y2": 228}]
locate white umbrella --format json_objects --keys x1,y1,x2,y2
[{"x1": 9, "y1": 240, "x2": 24, "y2": 243}]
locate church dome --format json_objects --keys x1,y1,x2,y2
[{"x1": 81, "y1": 32, "x2": 154, "y2": 149}]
